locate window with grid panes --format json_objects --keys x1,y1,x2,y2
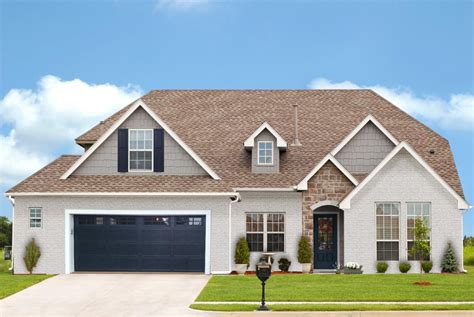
[
  {"x1": 246, "y1": 213, "x2": 284, "y2": 252},
  {"x1": 407, "y1": 202, "x2": 431, "y2": 261},
  {"x1": 376, "y1": 203, "x2": 400, "y2": 261}
]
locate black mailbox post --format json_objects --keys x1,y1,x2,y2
[{"x1": 256, "y1": 261, "x2": 271, "y2": 311}]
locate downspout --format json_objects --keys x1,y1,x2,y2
[
  {"x1": 7, "y1": 196, "x2": 14, "y2": 272},
  {"x1": 460, "y1": 206, "x2": 472, "y2": 273},
  {"x1": 228, "y1": 193, "x2": 241, "y2": 274}
]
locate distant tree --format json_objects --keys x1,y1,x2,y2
[
  {"x1": 464, "y1": 236, "x2": 474, "y2": 247},
  {"x1": 0, "y1": 216, "x2": 12, "y2": 248}
]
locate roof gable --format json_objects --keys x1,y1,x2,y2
[
  {"x1": 331, "y1": 114, "x2": 398, "y2": 156},
  {"x1": 61, "y1": 99, "x2": 220, "y2": 180},
  {"x1": 296, "y1": 154, "x2": 359, "y2": 190},
  {"x1": 244, "y1": 122, "x2": 287, "y2": 149},
  {"x1": 340, "y1": 141, "x2": 469, "y2": 210}
]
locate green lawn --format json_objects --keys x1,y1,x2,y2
[
  {"x1": 191, "y1": 303, "x2": 474, "y2": 312},
  {"x1": 465, "y1": 246, "x2": 474, "y2": 266},
  {"x1": 196, "y1": 266, "x2": 474, "y2": 302},
  {"x1": 0, "y1": 248, "x2": 52, "y2": 299}
]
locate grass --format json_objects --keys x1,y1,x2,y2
[
  {"x1": 197, "y1": 266, "x2": 474, "y2": 302},
  {"x1": 0, "y1": 248, "x2": 52, "y2": 299},
  {"x1": 464, "y1": 246, "x2": 474, "y2": 266},
  {"x1": 190, "y1": 303, "x2": 474, "y2": 312}
]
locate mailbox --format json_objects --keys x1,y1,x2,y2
[
  {"x1": 256, "y1": 262, "x2": 271, "y2": 282},
  {"x1": 3, "y1": 246, "x2": 11, "y2": 261},
  {"x1": 256, "y1": 261, "x2": 271, "y2": 311}
]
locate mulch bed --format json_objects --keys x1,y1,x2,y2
[{"x1": 413, "y1": 281, "x2": 433, "y2": 286}]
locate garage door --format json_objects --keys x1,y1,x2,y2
[{"x1": 73, "y1": 215, "x2": 205, "y2": 272}]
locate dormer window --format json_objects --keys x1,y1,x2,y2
[
  {"x1": 258, "y1": 141, "x2": 274, "y2": 165},
  {"x1": 129, "y1": 129, "x2": 153, "y2": 171}
]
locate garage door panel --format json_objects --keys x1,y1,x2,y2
[
  {"x1": 141, "y1": 230, "x2": 173, "y2": 241},
  {"x1": 74, "y1": 215, "x2": 205, "y2": 272},
  {"x1": 140, "y1": 243, "x2": 172, "y2": 256}
]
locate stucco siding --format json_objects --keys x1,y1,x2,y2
[
  {"x1": 344, "y1": 149, "x2": 463, "y2": 273},
  {"x1": 231, "y1": 192, "x2": 302, "y2": 272},
  {"x1": 251, "y1": 129, "x2": 280, "y2": 174},
  {"x1": 335, "y1": 122, "x2": 395, "y2": 174},
  {"x1": 75, "y1": 107, "x2": 206, "y2": 176},
  {"x1": 12, "y1": 196, "x2": 230, "y2": 274}
]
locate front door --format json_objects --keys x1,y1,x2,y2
[{"x1": 314, "y1": 214, "x2": 338, "y2": 269}]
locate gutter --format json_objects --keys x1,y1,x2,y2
[
  {"x1": 232, "y1": 188, "x2": 296, "y2": 192},
  {"x1": 5, "y1": 192, "x2": 238, "y2": 197}
]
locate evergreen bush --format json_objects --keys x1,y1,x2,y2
[
  {"x1": 297, "y1": 235, "x2": 312, "y2": 263},
  {"x1": 23, "y1": 238, "x2": 41, "y2": 274},
  {"x1": 234, "y1": 237, "x2": 250, "y2": 265},
  {"x1": 441, "y1": 243, "x2": 459, "y2": 273}
]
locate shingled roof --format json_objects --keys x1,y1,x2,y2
[{"x1": 7, "y1": 90, "x2": 464, "y2": 198}]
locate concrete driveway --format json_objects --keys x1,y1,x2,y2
[{"x1": 0, "y1": 273, "x2": 211, "y2": 317}]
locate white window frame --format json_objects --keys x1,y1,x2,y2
[
  {"x1": 246, "y1": 212, "x2": 285, "y2": 252},
  {"x1": 29, "y1": 207, "x2": 42, "y2": 228},
  {"x1": 406, "y1": 202, "x2": 431, "y2": 261},
  {"x1": 375, "y1": 202, "x2": 400, "y2": 261},
  {"x1": 257, "y1": 141, "x2": 274, "y2": 165},
  {"x1": 128, "y1": 129, "x2": 154, "y2": 172}
]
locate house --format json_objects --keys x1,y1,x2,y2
[{"x1": 6, "y1": 90, "x2": 469, "y2": 274}]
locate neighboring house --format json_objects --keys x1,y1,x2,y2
[{"x1": 6, "y1": 90, "x2": 469, "y2": 274}]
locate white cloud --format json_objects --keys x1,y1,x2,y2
[
  {"x1": 154, "y1": 0, "x2": 211, "y2": 12},
  {"x1": 309, "y1": 78, "x2": 474, "y2": 131},
  {"x1": 0, "y1": 75, "x2": 142, "y2": 187}
]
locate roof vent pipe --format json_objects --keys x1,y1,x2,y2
[{"x1": 291, "y1": 104, "x2": 302, "y2": 146}]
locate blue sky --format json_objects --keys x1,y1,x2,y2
[{"x1": 0, "y1": 0, "x2": 473, "y2": 234}]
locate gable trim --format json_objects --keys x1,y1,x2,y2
[
  {"x1": 330, "y1": 114, "x2": 399, "y2": 156},
  {"x1": 296, "y1": 154, "x2": 359, "y2": 190},
  {"x1": 243, "y1": 122, "x2": 287, "y2": 149},
  {"x1": 61, "y1": 99, "x2": 220, "y2": 180},
  {"x1": 339, "y1": 141, "x2": 469, "y2": 210}
]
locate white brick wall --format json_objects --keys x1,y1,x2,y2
[
  {"x1": 13, "y1": 196, "x2": 230, "y2": 274},
  {"x1": 231, "y1": 192, "x2": 302, "y2": 272},
  {"x1": 344, "y1": 149, "x2": 463, "y2": 273},
  {"x1": 75, "y1": 107, "x2": 206, "y2": 175}
]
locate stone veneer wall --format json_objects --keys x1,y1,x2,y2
[{"x1": 302, "y1": 161, "x2": 355, "y2": 241}]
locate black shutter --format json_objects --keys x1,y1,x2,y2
[
  {"x1": 154, "y1": 128, "x2": 164, "y2": 172},
  {"x1": 117, "y1": 129, "x2": 128, "y2": 172}
]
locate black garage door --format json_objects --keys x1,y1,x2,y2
[{"x1": 74, "y1": 215, "x2": 205, "y2": 272}]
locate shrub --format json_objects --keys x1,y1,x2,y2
[
  {"x1": 376, "y1": 262, "x2": 389, "y2": 273},
  {"x1": 421, "y1": 261, "x2": 433, "y2": 273},
  {"x1": 278, "y1": 258, "x2": 291, "y2": 272},
  {"x1": 297, "y1": 235, "x2": 312, "y2": 264},
  {"x1": 399, "y1": 262, "x2": 411, "y2": 273},
  {"x1": 441, "y1": 243, "x2": 459, "y2": 273},
  {"x1": 234, "y1": 237, "x2": 250, "y2": 265},
  {"x1": 23, "y1": 238, "x2": 41, "y2": 274}
]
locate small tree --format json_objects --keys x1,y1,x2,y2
[
  {"x1": 234, "y1": 237, "x2": 250, "y2": 265},
  {"x1": 441, "y1": 242, "x2": 458, "y2": 273},
  {"x1": 297, "y1": 235, "x2": 312, "y2": 263},
  {"x1": 409, "y1": 218, "x2": 431, "y2": 273},
  {"x1": 23, "y1": 238, "x2": 41, "y2": 274}
]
